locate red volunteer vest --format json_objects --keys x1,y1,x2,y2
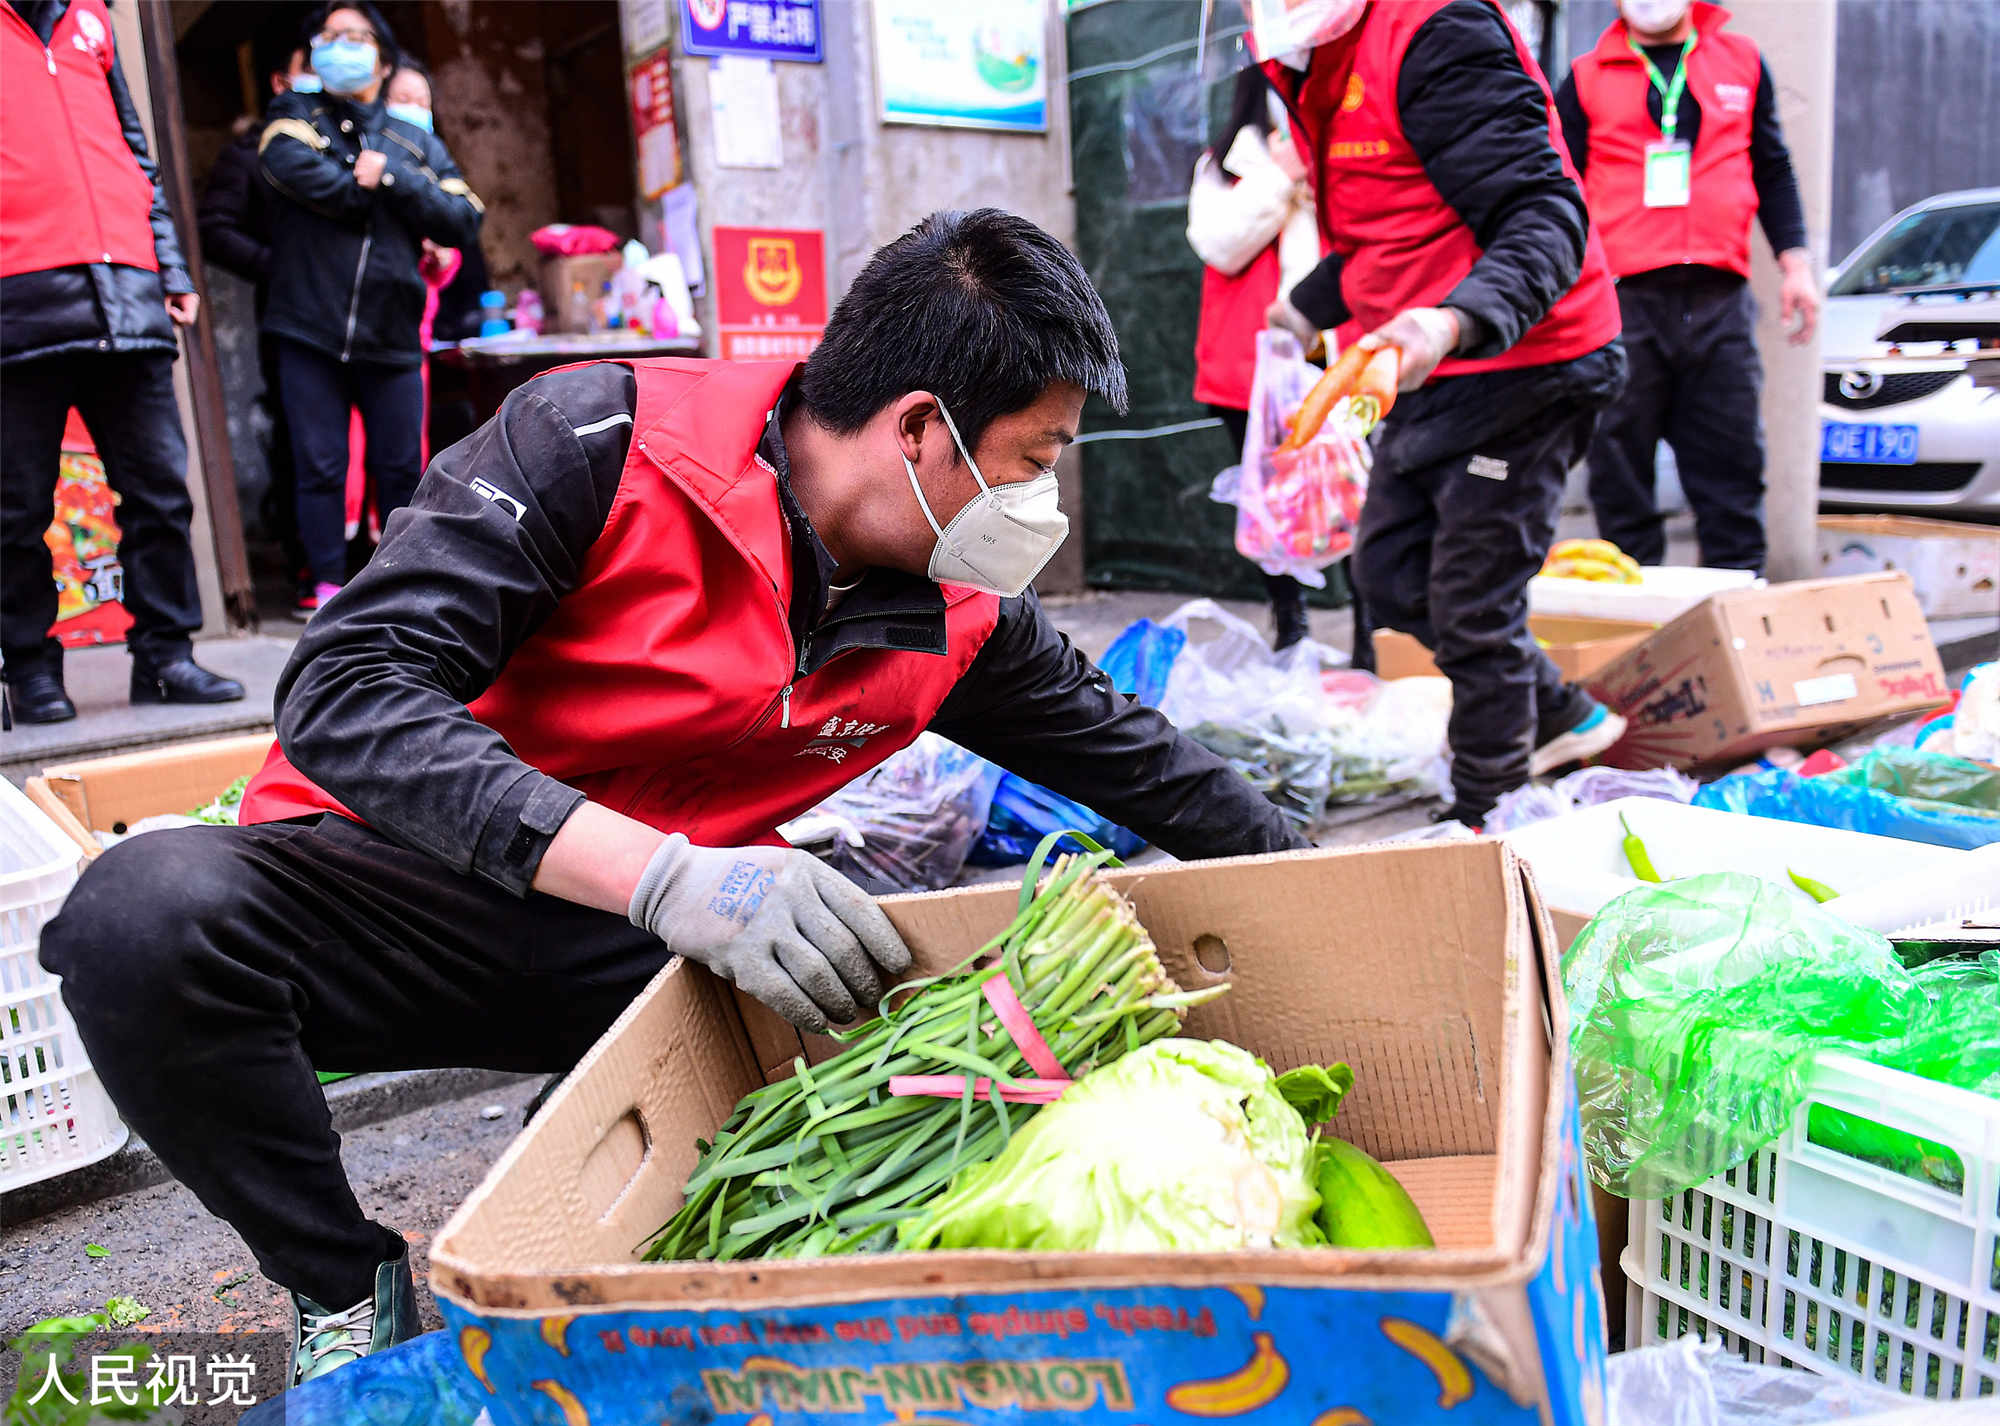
[
  {"x1": 1193, "y1": 244, "x2": 1282, "y2": 410},
  {"x1": 0, "y1": 0, "x2": 161, "y2": 280},
  {"x1": 241, "y1": 359, "x2": 1002, "y2": 849},
  {"x1": 1571, "y1": 3, "x2": 1764, "y2": 279},
  {"x1": 1272, "y1": 0, "x2": 1621, "y2": 379}
]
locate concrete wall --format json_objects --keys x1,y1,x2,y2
[{"x1": 668, "y1": 0, "x2": 1082, "y2": 586}]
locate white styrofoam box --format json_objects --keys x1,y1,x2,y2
[
  {"x1": 1819, "y1": 517, "x2": 2000, "y2": 621},
  {"x1": 1828, "y1": 843, "x2": 2000, "y2": 937},
  {"x1": 1503, "y1": 798, "x2": 1964, "y2": 926},
  {"x1": 0, "y1": 777, "x2": 127, "y2": 1193},
  {"x1": 1627, "y1": 1054, "x2": 2000, "y2": 1401},
  {"x1": 1529, "y1": 565, "x2": 1764, "y2": 626}
]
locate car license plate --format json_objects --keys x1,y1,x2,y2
[{"x1": 1821, "y1": 420, "x2": 1919, "y2": 465}]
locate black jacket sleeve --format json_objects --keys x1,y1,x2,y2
[
  {"x1": 376, "y1": 123, "x2": 486, "y2": 249},
  {"x1": 258, "y1": 92, "x2": 373, "y2": 225},
  {"x1": 1287, "y1": 253, "x2": 1351, "y2": 331},
  {"x1": 1749, "y1": 58, "x2": 1808, "y2": 256},
  {"x1": 273, "y1": 364, "x2": 635, "y2": 895},
  {"x1": 927, "y1": 595, "x2": 1308, "y2": 860},
  {"x1": 197, "y1": 133, "x2": 270, "y2": 284},
  {"x1": 106, "y1": 46, "x2": 192, "y2": 295},
  {"x1": 1400, "y1": 1, "x2": 1589, "y2": 358},
  {"x1": 1553, "y1": 71, "x2": 1589, "y2": 177}
]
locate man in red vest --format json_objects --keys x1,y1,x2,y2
[
  {"x1": 1263, "y1": 0, "x2": 1630, "y2": 828},
  {"x1": 1557, "y1": 0, "x2": 1819, "y2": 571},
  {"x1": 42, "y1": 209, "x2": 1305, "y2": 1386},
  {"x1": 0, "y1": 0, "x2": 246, "y2": 721}
]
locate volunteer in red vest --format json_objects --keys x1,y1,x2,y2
[
  {"x1": 1187, "y1": 65, "x2": 1323, "y2": 650},
  {"x1": 1262, "y1": 0, "x2": 1630, "y2": 828},
  {"x1": 1, "y1": 0, "x2": 245, "y2": 723},
  {"x1": 42, "y1": 210, "x2": 1305, "y2": 1387},
  {"x1": 1557, "y1": 0, "x2": 1818, "y2": 572}
]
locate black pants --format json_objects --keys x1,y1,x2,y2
[
  {"x1": 1354, "y1": 360, "x2": 1618, "y2": 819},
  {"x1": 1586, "y1": 269, "x2": 1766, "y2": 571},
  {"x1": 1211, "y1": 402, "x2": 1374, "y2": 667},
  {"x1": 41, "y1": 814, "x2": 670, "y2": 1308},
  {"x1": 1, "y1": 352, "x2": 204, "y2": 675},
  {"x1": 276, "y1": 339, "x2": 424, "y2": 586}
]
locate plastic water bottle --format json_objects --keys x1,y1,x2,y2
[
  {"x1": 477, "y1": 290, "x2": 509, "y2": 337},
  {"x1": 513, "y1": 289, "x2": 543, "y2": 335}
]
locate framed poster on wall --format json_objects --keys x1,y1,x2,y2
[{"x1": 874, "y1": 0, "x2": 1048, "y2": 132}]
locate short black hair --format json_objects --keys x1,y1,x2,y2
[
  {"x1": 300, "y1": 1, "x2": 401, "y2": 72},
  {"x1": 799, "y1": 209, "x2": 1127, "y2": 458}
]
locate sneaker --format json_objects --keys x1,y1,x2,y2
[
  {"x1": 292, "y1": 582, "x2": 344, "y2": 622},
  {"x1": 1530, "y1": 700, "x2": 1627, "y2": 776},
  {"x1": 289, "y1": 1246, "x2": 420, "y2": 1387}
]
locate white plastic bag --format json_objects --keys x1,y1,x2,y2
[
  {"x1": 1159, "y1": 600, "x2": 1338, "y2": 830},
  {"x1": 1210, "y1": 331, "x2": 1370, "y2": 589},
  {"x1": 1318, "y1": 670, "x2": 1451, "y2": 804}
]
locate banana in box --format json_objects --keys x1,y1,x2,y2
[{"x1": 426, "y1": 841, "x2": 1606, "y2": 1426}]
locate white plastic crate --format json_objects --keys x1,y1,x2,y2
[
  {"x1": 0, "y1": 776, "x2": 127, "y2": 1193},
  {"x1": 1626, "y1": 1053, "x2": 2000, "y2": 1401}
]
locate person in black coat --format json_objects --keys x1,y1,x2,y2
[{"x1": 258, "y1": 1, "x2": 484, "y2": 614}]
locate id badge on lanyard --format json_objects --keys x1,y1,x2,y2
[
  {"x1": 1632, "y1": 33, "x2": 1695, "y2": 209},
  {"x1": 1643, "y1": 140, "x2": 1691, "y2": 207}
]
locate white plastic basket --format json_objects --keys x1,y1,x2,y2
[
  {"x1": 0, "y1": 776, "x2": 127, "y2": 1193},
  {"x1": 1626, "y1": 1052, "x2": 2000, "y2": 1401}
]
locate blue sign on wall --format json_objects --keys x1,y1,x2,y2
[{"x1": 678, "y1": 0, "x2": 823, "y2": 62}]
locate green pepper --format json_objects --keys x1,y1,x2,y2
[
  {"x1": 1619, "y1": 812, "x2": 1663, "y2": 882},
  {"x1": 1788, "y1": 867, "x2": 1840, "y2": 903}
]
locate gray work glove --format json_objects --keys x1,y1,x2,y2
[{"x1": 628, "y1": 835, "x2": 911, "y2": 1031}]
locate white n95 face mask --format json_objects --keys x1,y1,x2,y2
[{"x1": 903, "y1": 400, "x2": 1069, "y2": 599}]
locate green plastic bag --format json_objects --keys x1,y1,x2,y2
[{"x1": 1564, "y1": 873, "x2": 1925, "y2": 1199}]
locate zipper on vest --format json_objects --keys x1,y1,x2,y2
[{"x1": 44, "y1": 44, "x2": 55, "y2": 74}]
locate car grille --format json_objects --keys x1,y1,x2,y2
[
  {"x1": 1820, "y1": 462, "x2": 1981, "y2": 493},
  {"x1": 1822, "y1": 369, "x2": 1963, "y2": 409}
]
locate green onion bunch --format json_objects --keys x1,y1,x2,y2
[{"x1": 640, "y1": 838, "x2": 1219, "y2": 1261}]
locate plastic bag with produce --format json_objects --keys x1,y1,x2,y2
[
  {"x1": 1209, "y1": 331, "x2": 1371, "y2": 588},
  {"x1": 781, "y1": 734, "x2": 1002, "y2": 894}
]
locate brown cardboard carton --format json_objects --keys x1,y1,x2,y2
[
  {"x1": 1588, "y1": 572, "x2": 1948, "y2": 770},
  {"x1": 427, "y1": 841, "x2": 1608, "y2": 1426},
  {"x1": 538, "y1": 253, "x2": 623, "y2": 334},
  {"x1": 25, "y1": 733, "x2": 274, "y2": 860},
  {"x1": 1375, "y1": 617, "x2": 1654, "y2": 683}
]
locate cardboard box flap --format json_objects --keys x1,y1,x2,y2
[
  {"x1": 433, "y1": 842, "x2": 1558, "y2": 1314},
  {"x1": 40, "y1": 733, "x2": 274, "y2": 834}
]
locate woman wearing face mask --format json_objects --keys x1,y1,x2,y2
[{"x1": 259, "y1": 2, "x2": 484, "y2": 618}]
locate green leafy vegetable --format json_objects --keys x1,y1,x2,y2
[
  {"x1": 82, "y1": 1244, "x2": 108, "y2": 1259},
  {"x1": 898, "y1": 1038, "x2": 1328, "y2": 1253},
  {"x1": 1275, "y1": 1062, "x2": 1354, "y2": 1124}
]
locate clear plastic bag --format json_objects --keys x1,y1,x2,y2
[
  {"x1": 1485, "y1": 766, "x2": 1698, "y2": 834},
  {"x1": 1695, "y1": 747, "x2": 2000, "y2": 850},
  {"x1": 1605, "y1": 1338, "x2": 1917, "y2": 1426},
  {"x1": 782, "y1": 735, "x2": 1002, "y2": 894},
  {"x1": 1318, "y1": 669, "x2": 1450, "y2": 804},
  {"x1": 1209, "y1": 331, "x2": 1370, "y2": 589},
  {"x1": 1159, "y1": 600, "x2": 1339, "y2": 830},
  {"x1": 1564, "y1": 872, "x2": 1925, "y2": 1199}
]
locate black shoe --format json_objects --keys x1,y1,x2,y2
[
  {"x1": 4, "y1": 668, "x2": 77, "y2": 723},
  {"x1": 131, "y1": 657, "x2": 246, "y2": 705}
]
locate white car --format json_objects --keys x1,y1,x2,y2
[{"x1": 1817, "y1": 187, "x2": 2000, "y2": 518}]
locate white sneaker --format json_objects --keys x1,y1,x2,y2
[{"x1": 1531, "y1": 703, "x2": 1627, "y2": 776}]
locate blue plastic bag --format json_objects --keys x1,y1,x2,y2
[
  {"x1": 966, "y1": 618, "x2": 1186, "y2": 864},
  {"x1": 1694, "y1": 747, "x2": 2000, "y2": 850}
]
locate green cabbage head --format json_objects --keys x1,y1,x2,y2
[{"x1": 898, "y1": 1038, "x2": 1332, "y2": 1252}]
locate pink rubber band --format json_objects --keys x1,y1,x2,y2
[
  {"x1": 981, "y1": 974, "x2": 1068, "y2": 1082},
  {"x1": 887, "y1": 1075, "x2": 1070, "y2": 1105}
]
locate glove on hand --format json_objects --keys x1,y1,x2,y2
[{"x1": 629, "y1": 835, "x2": 912, "y2": 1031}]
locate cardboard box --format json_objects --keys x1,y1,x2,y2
[
  {"x1": 1817, "y1": 515, "x2": 2000, "y2": 620},
  {"x1": 24, "y1": 733, "x2": 274, "y2": 860},
  {"x1": 538, "y1": 253, "x2": 623, "y2": 334},
  {"x1": 431, "y1": 842, "x2": 1607, "y2": 1426},
  {"x1": 1588, "y1": 572, "x2": 1949, "y2": 770},
  {"x1": 1375, "y1": 617, "x2": 1654, "y2": 684}
]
